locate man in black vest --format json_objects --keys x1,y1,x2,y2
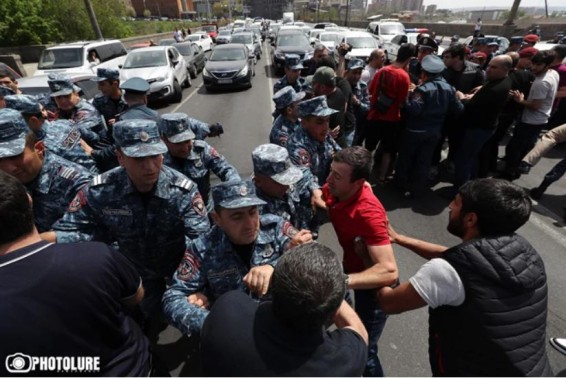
[{"x1": 376, "y1": 178, "x2": 552, "y2": 376}]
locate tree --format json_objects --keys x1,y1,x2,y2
[
  {"x1": 143, "y1": 9, "x2": 151, "y2": 18},
  {"x1": 504, "y1": 0, "x2": 521, "y2": 25},
  {"x1": 0, "y1": 0, "x2": 61, "y2": 46}
]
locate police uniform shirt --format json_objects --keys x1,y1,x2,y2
[
  {"x1": 269, "y1": 115, "x2": 301, "y2": 147},
  {"x1": 162, "y1": 214, "x2": 298, "y2": 337},
  {"x1": 53, "y1": 165, "x2": 210, "y2": 280},
  {"x1": 92, "y1": 93, "x2": 128, "y2": 124},
  {"x1": 26, "y1": 152, "x2": 93, "y2": 233},
  {"x1": 273, "y1": 76, "x2": 307, "y2": 94},
  {"x1": 117, "y1": 103, "x2": 160, "y2": 122},
  {"x1": 163, "y1": 140, "x2": 240, "y2": 209}
]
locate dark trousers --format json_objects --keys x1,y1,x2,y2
[
  {"x1": 544, "y1": 156, "x2": 566, "y2": 184},
  {"x1": 454, "y1": 128, "x2": 495, "y2": 190},
  {"x1": 478, "y1": 113, "x2": 516, "y2": 177},
  {"x1": 432, "y1": 118, "x2": 465, "y2": 166},
  {"x1": 395, "y1": 130, "x2": 440, "y2": 196},
  {"x1": 355, "y1": 289, "x2": 387, "y2": 377},
  {"x1": 505, "y1": 121, "x2": 546, "y2": 170}
]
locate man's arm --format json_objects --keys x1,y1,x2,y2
[
  {"x1": 333, "y1": 300, "x2": 369, "y2": 345},
  {"x1": 347, "y1": 243, "x2": 398, "y2": 289},
  {"x1": 377, "y1": 282, "x2": 427, "y2": 314},
  {"x1": 121, "y1": 282, "x2": 145, "y2": 308},
  {"x1": 388, "y1": 223, "x2": 448, "y2": 260}
]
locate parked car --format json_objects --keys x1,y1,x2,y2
[
  {"x1": 269, "y1": 23, "x2": 282, "y2": 42},
  {"x1": 186, "y1": 33, "x2": 213, "y2": 52},
  {"x1": 159, "y1": 38, "x2": 177, "y2": 46},
  {"x1": 318, "y1": 31, "x2": 345, "y2": 54},
  {"x1": 367, "y1": 19, "x2": 405, "y2": 44},
  {"x1": 203, "y1": 44, "x2": 254, "y2": 91},
  {"x1": 119, "y1": 46, "x2": 190, "y2": 103},
  {"x1": 35, "y1": 40, "x2": 128, "y2": 76},
  {"x1": 18, "y1": 73, "x2": 99, "y2": 100},
  {"x1": 230, "y1": 32, "x2": 261, "y2": 62},
  {"x1": 463, "y1": 35, "x2": 510, "y2": 55},
  {"x1": 314, "y1": 22, "x2": 338, "y2": 29},
  {"x1": 271, "y1": 30, "x2": 314, "y2": 75},
  {"x1": 384, "y1": 33, "x2": 445, "y2": 62},
  {"x1": 173, "y1": 42, "x2": 206, "y2": 79},
  {"x1": 0, "y1": 63, "x2": 22, "y2": 80},
  {"x1": 308, "y1": 29, "x2": 323, "y2": 44},
  {"x1": 216, "y1": 29, "x2": 232, "y2": 45},
  {"x1": 341, "y1": 31, "x2": 381, "y2": 61}
]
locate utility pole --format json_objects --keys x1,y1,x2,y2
[
  {"x1": 316, "y1": 0, "x2": 321, "y2": 23},
  {"x1": 83, "y1": 0, "x2": 103, "y2": 40},
  {"x1": 345, "y1": 0, "x2": 350, "y2": 26},
  {"x1": 504, "y1": 0, "x2": 521, "y2": 26}
]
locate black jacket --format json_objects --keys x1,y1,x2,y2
[{"x1": 429, "y1": 234, "x2": 552, "y2": 376}]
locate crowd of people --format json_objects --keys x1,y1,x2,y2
[{"x1": 0, "y1": 28, "x2": 563, "y2": 376}]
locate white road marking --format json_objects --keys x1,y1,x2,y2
[{"x1": 172, "y1": 83, "x2": 204, "y2": 113}]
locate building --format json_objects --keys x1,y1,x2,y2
[
  {"x1": 425, "y1": 4, "x2": 436, "y2": 15},
  {"x1": 467, "y1": 9, "x2": 506, "y2": 22},
  {"x1": 130, "y1": 0, "x2": 196, "y2": 18},
  {"x1": 248, "y1": 0, "x2": 293, "y2": 19}
]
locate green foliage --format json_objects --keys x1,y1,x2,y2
[{"x1": 0, "y1": 0, "x2": 61, "y2": 46}]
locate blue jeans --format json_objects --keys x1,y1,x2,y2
[
  {"x1": 354, "y1": 289, "x2": 388, "y2": 377},
  {"x1": 454, "y1": 128, "x2": 494, "y2": 190}
]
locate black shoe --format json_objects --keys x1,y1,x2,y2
[
  {"x1": 518, "y1": 161, "x2": 532, "y2": 174},
  {"x1": 530, "y1": 187, "x2": 545, "y2": 200}
]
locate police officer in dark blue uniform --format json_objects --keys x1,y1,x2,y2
[
  {"x1": 409, "y1": 36, "x2": 438, "y2": 85},
  {"x1": 0, "y1": 108, "x2": 93, "y2": 233},
  {"x1": 162, "y1": 179, "x2": 313, "y2": 337},
  {"x1": 159, "y1": 112, "x2": 240, "y2": 212},
  {"x1": 270, "y1": 86, "x2": 305, "y2": 147},
  {"x1": 117, "y1": 77, "x2": 160, "y2": 122},
  {"x1": 91, "y1": 68, "x2": 128, "y2": 128},
  {"x1": 395, "y1": 55, "x2": 464, "y2": 198},
  {"x1": 273, "y1": 54, "x2": 308, "y2": 94}
]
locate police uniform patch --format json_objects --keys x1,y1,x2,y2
[
  {"x1": 282, "y1": 220, "x2": 298, "y2": 238},
  {"x1": 61, "y1": 128, "x2": 81, "y2": 149},
  {"x1": 139, "y1": 131, "x2": 149, "y2": 142},
  {"x1": 178, "y1": 252, "x2": 200, "y2": 281},
  {"x1": 210, "y1": 147, "x2": 220, "y2": 158},
  {"x1": 297, "y1": 149, "x2": 311, "y2": 165},
  {"x1": 240, "y1": 185, "x2": 248, "y2": 196},
  {"x1": 192, "y1": 193, "x2": 206, "y2": 216},
  {"x1": 68, "y1": 190, "x2": 87, "y2": 212}
]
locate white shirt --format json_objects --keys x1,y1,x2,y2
[{"x1": 409, "y1": 258, "x2": 466, "y2": 309}]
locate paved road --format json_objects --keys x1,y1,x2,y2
[{"x1": 149, "y1": 43, "x2": 566, "y2": 376}]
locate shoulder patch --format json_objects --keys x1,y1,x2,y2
[
  {"x1": 91, "y1": 173, "x2": 109, "y2": 187},
  {"x1": 68, "y1": 190, "x2": 87, "y2": 213},
  {"x1": 177, "y1": 250, "x2": 201, "y2": 281},
  {"x1": 209, "y1": 146, "x2": 220, "y2": 158},
  {"x1": 174, "y1": 177, "x2": 194, "y2": 191},
  {"x1": 297, "y1": 149, "x2": 311, "y2": 166},
  {"x1": 281, "y1": 220, "x2": 299, "y2": 238},
  {"x1": 192, "y1": 192, "x2": 206, "y2": 217}
]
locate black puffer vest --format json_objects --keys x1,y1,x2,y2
[{"x1": 429, "y1": 234, "x2": 552, "y2": 376}]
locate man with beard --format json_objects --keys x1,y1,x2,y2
[{"x1": 377, "y1": 178, "x2": 552, "y2": 376}]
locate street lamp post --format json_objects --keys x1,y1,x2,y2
[{"x1": 345, "y1": 0, "x2": 350, "y2": 26}]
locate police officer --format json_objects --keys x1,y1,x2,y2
[
  {"x1": 523, "y1": 33, "x2": 539, "y2": 48},
  {"x1": 0, "y1": 108, "x2": 93, "y2": 233},
  {"x1": 273, "y1": 54, "x2": 307, "y2": 94},
  {"x1": 252, "y1": 143, "x2": 323, "y2": 232},
  {"x1": 394, "y1": 55, "x2": 464, "y2": 198},
  {"x1": 270, "y1": 86, "x2": 305, "y2": 147},
  {"x1": 187, "y1": 116, "x2": 225, "y2": 140},
  {"x1": 409, "y1": 35, "x2": 438, "y2": 85},
  {"x1": 47, "y1": 74, "x2": 102, "y2": 125},
  {"x1": 344, "y1": 59, "x2": 370, "y2": 147},
  {"x1": 506, "y1": 36, "x2": 524, "y2": 53},
  {"x1": 5, "y1": 95, "x2": 98, "y2": 173},
  {"x1": 287, "y1": 95, "x2": 340, "y2": 186},
  {"x1": 48, "y1": 119, "x2": 210, "y2": 319},
  {"x1": 117, "y1": 77, "x2": 160, "y2": 122},
  {"x1": 91, "y1": 68, "x2": 128, "y2": 128},
  {"x1": 159, "y1": 112, "x2": 240, "y2": 212},
  {"x1": 162, "y1": 179, "x2": 313, "y2": 337}
]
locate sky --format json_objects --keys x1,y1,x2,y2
[{"x1": 422, "y1": 0, "x2": 562, "y2": 10}]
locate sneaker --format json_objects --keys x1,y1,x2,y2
[
  {"x1": 518, "y1": 161, "x2": 532, "y2": 174},
  {"x1": 550, "y1": 338, "x2": 566, "y2": 356}
]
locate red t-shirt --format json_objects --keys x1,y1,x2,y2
[
  {"x1": 322, "y1": 183, "x2": 390, "y2": 274},
  {"x1": 368, "y1": 65, "x2": 410, "y2": 122}
]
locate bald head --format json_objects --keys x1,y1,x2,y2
[
  {"x1": 486, "y1": 55, "x2": 512, "y2": 81},
  {"x1": 506, "y1": 51, "x2": 520, "y2": 68},
  {"x1": 368, "y1": 49, "x2": 386, "y2": 69}
]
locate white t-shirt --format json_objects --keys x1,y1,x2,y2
[
  {"x1": 521, "y1": 69, "x2": 559, "y2": 125},
  {"x1": 409, "y1": 258, "x2": 466, "y2": 309},
  {"x1": 361, "y1": 66, "x2": 378, "y2": 84}
]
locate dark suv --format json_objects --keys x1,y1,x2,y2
[{"x1": 270, "y1": 30, "x2": 313, "y2": 75}]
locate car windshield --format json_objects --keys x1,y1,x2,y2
[
  {"x1": 210, "y1": 48, "x2": 246, "y2": 61},
  {"x1": 173, "y1": 44, "x2": 192, "y2": 56},
  {"x1": 159, "y1": 39, "x2": 176, "y2": 46},
  {"x1": 231, "y1": 34, "x2": 252, "y2": 44},
  {"x1": 38, "y1": 48, "x2": 83, "y2": 69},
  {"x1": 320, "y1": 33, "x2": 341, "y2": 42},
  {"x1": 277, "y1": 33, "x2": 310, "y2": 48},
  {"x1": 123, "y1": 51, "x2": 167, "y2": 68},
  {"x1": 380, "y1": 24, "x2": 405, "y2": 35},
  {"x1": 202, "y1": 25, "x2": 216, "y2": 32},
  {"x1": 218, "y1": 30, "x2": 231, "y2": 36},
  {"x1": 347, "y1": 37, "x2": 378, "y2": 49},
  {"x1": 187, "y1": 35, "x2": 201, "y2": 42}
]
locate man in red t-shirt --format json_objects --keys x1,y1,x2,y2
[
  {"x1": 367, "y1": 43, "x2": 416, "y2": 184},
  {"x1": 322, "y1": 146, "x2": 398, "y2": 377}
]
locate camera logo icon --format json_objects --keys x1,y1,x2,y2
[{"x1": 5, "y1": 353, "x2": 33, "y2": 373}]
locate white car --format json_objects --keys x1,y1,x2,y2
[
  {"x1": 341, "y1": 31, "x2": 381, "y2": 61},
  {"x1": 308, "y1": 29, "x2": 323, "y2": 44},
  {"x1": 318, "y1": 31, "x2": 345, "y2": 53},
  {"x1": 186, "y1": 33, "x2": 213, "y2": 52},
  {"x1": 120, "y1": 46, "x2": 190, "y2": 103},
  {"x1": 384, "y1": 33, "x2": 445, "y2": 62}
]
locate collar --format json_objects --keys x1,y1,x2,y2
[{"x1": 122, "y1": 167, "x2": 170, "y2": 199}]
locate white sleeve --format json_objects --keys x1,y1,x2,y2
[{"x1": 409, "y1": 259, "x2": 465, "y2": 309}]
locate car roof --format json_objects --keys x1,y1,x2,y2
[
  {"x1": 45, "y1": 40, "x2": 122, "y2": 50},
  {"x1": 129, "y1": 46, "x2": 170, "y2": 52},
  {"x1": 214, "y1": 43, "x2": 246, "y2": 50}
]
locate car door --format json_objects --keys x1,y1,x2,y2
[
  {"x1": 169, "y1": 47, "x2": 184, "y2": 83},
  {"x1": 192, "y1": 43, "x2": 205, "y2": 70}
]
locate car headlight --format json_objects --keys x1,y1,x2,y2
[
  {"x1": 275, "y1": 51, "x2": 285, "y2": 60},
  {"x1": 236, "y1": 65, "x2": 249, "y2": 78},
  {"x1": 203, "y1": 68, "x2": 211, "y2": 77}
]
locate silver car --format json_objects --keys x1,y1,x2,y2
[
  {"x1": 120, "y1": 46, "x2": 190, "y2": 103},
  {"x1": 230, "y1": 32, "x2": 262, "y2": 62}
]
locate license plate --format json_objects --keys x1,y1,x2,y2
[{"x1": 218, "y1": 79, "x2": 232, "y2": 84}]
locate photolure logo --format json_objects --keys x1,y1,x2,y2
[{"x1": 5, "y1": 353, "x2": 100, "y2": 374}]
